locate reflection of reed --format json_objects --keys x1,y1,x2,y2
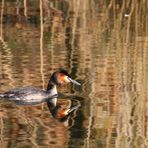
[
  {"x1": 40, "y1": 0, "x2": 45, "y2": 89},
  {"x1": 0, "y1": 41, "x2": 15, "y2": 88},
  {"x1": 0, "y1": 118, "x2": 4, "y2": 148},
  {"x1": 0, "y1": 0, "x2": 14, "y2": 88},
  {"x1": 68, "y1": 1, "x2": 98, "y2": 147},
  {"x1": 0, "y1": 0, "x2": 147, "y2": 147},
  {"x1": 67, "y1": 0, "x2": 148, "y2": 147},
  {"x1": 16, "y1": 0, "x2": 20, "y2": 15},
  {"x1": 114, "y1": 1, "x2": 148, "y2": 147},
  {"x1": 0, "y1": 2, "x2": 4, "y2": 147},
  {"x1": 0, "y1": 0, "x2": 4, "y2": 86},
  {"x1": 125, "y1": 1, "x2": 135, "y2": 44},
  {"x1": 0, "y1": 0, "x2": 4, "y2": 38},
  {"x1": 0, "y1": 103, "x2": 70, "y2": 147},
  {"x1": 24, "y1": 0, "x2": 27, "y2": 17}
]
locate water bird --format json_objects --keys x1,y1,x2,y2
[
  {"x1": 0, "y1": 70, "x2": 81, "y2": 105},
  {"x1": 47, "y1": 98, "x2": 81, "y2": 122}
]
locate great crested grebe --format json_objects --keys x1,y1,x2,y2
[
  {"x1": 47, "y1": 98, "x2": 81, "y2": 122},
  {"x1": 0, "y1": 70, "x2": 80, "y2": 105}
]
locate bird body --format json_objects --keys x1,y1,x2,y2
[
  {"x1": 0, "y1": 86, "x2": 57, "y2": 105},
  {"x1": 0, "y1": 70, "x2": 80, "y2": 105}
]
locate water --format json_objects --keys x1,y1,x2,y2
[{"x1": 0, "y1": 0, "x2": 148, "y2": 148}]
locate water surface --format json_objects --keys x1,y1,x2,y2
[{"x1": 0, "y1": 0, "x2": 148, "y2": 148}]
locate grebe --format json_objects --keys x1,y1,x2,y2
[
  {"x1": 47, "y1": 98, "x2": 81, "y2": 122},
  {"x1": 0, "y1": 70, "x2": 80, "y2": 105}
]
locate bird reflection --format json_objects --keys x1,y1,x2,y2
[
  {"x1": 47, "y1": 98, "x2": 81, "y2": 123},
  {"x1": 1, "y1": 95, "x2": 81, "y2": 125}
]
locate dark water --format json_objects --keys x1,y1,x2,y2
[{"x1": 0, "y1": 0, "x2": 148, "y2": 148}]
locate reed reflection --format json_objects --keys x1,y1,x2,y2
[
  {"x1": 0, "y1": 97, "x2": 81, "y2": 147},
  {"x1": 0, "y1": 0, "x2": 148, "y2": 148}
]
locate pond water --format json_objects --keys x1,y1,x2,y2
[{"x1": 0, "y1": 0, "x2": 148, "y2": 148}]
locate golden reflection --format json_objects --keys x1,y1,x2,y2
[
  {"x1": 24, "y1": 0, "x2": 27, "y2": 17},
  {"x1": 40, "y1": 0, "x2": 45, "y2": 89},
  {"x1": 0, "y1": 0, "x2": 15, "y2": 89},
  {"x1": 16, "y1": 0, "x2": 19, "y2": 15},
  {"x1": 0, "y1": 0, "x2": 148, "y2": 147},
  {"x1": 0, "y1": 0, "x2": 4, "y2": 38},
  {"x1": 0, "y1": 117, "x2": 4, "y2": 147}
]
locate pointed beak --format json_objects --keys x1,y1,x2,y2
[{"x1": 68, "y1": 77, "x2": 81, "y2": 85}]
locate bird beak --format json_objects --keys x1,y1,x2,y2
[{"x1": 68, "y1": 77, "x2": 81, "y2": 85}]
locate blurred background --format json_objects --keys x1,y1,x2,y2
[{"x1": 0, "y1": 0, "x2": 148, "y2": 148}]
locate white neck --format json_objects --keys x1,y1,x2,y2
[
  {"x1": 48, "y1": 85, "x2": 57, "y2": 106},
  {"x1": 50, "y1": 85, "x2": 57, "y2": 96}
]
